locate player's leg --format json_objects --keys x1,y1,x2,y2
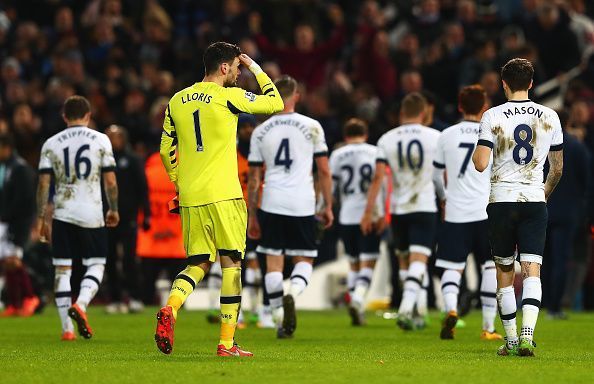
[
  {"x1": 475, "y1": 220, "x2": 501, "y2": 340},
  {"x1": 69, "y1": 225, "x2": 108, "y2": 339},
  {"x1": 265, "y1": 254, "x2": 286, "y2": 336},
  {"x1": 211, "y1": 199, "x2": 252, "y2": 356},
  {"x1": 206, "y1": 258, "x2": 222, "y2": 323},
  {"x1": 50, "y1": 220, "x2": 75, "y2": 340},
  {"x1": 340, "y1": 225, "x2": 359, "y2": 305},
  {"x1": 155, "y1": 206, "x2": 212, "y2": 355},
  {"x1": 435, "y1": 221, "x2": 472, "y2": 339},
  {"x1": 283, "y1": 215, "x2": 318, "y2": 337},
  {"x1": 516, "y1": 202, "x2": 548, "y2": 357},
  {"x1": 487, "y1": 203, "x2": 520, "y2": 356},
  {"x1": 397, "y1": 213, "x2": 435, "y2": 330},
  {"x1": 350, "y1": 229, "x2": 380, "y2": 324}
]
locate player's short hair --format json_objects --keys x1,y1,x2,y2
[
  {"x1": 63, "y1": 95, "x2": 91, "y2": 120},
  {"x1": 343, "y1": 118, "x2": 368, "y2": 138},
  {"x1": 203, "y1": 42, "x2": 242, "y2": 75},
  {"x1": 400, "y1": 92, "x2": 427, "y2": 118},
  {"x1": 501, "y1": 58, "x2": 534, "y2": 92},
  {"x1": 274, "y1": 75, "x2": 298, "y2": 100},
  {"x1": 458, "y1": 85, "x2": 487, "y2": 115}
]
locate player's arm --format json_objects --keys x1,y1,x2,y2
[
  {"x1": 432, "y1": 135, "x2": 447, "y2": 202},
  {"x1": 361, "y1": 160, "x2": 386, "y2": 235},
  {"x1": 545, "y1": 116, "x2": 564, "y2": 201},
  {"x1": 227, "y1": 54, "x2": 284, "y2": 115},
  {"x1": 473, "y1": 112, "x2": 493, "y2": 172},
  {"x1": 35, "y1": 172, "x2": 51, "y2": 242},
  {"x1": 315, "y1": 154, "x2": 334, "y2": 229},
  {"x1": 544, "y1": 149, "x2": 563, "y2": 201},
  {"x1": 159, "y1": 104, "x2": 179, "y2": 190}
]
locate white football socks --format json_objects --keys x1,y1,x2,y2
[
  {"x1": 76, "y1": 264, "x2": 104, "y2": 312},
  {"x1": 347, "y1": 270, "x2": 357, "y2": 296},
  {"x1": 244, "y1": 267, "x2": 261, "y2": 313},
  {"x1": 398, "y1": 261, "x2": 425, "y2": 316},
  {"x1": 497, "y1": 285, "x2": 518, "y2": 347},
  {"x1": 207, "y1": 261, "x2": 222, "y2": 310},
  {"x1": 352, "y1": 267, "x2": 373, "y2": 306},
  {"x1": 55, "y1": 268, "x2": 74, "y2": 333},
  {"x1": 521, "y1": 277, "x2": 542, "y2": 341},
  {"x1": 288, "y1": 262, "x2": 312, "y2": 297},
  {"x1": 441, "y1": 269, "x2": 461, "y2": 313},
  {"x1": 480, "y1": 263, "x2": 497, "y2": 333}
]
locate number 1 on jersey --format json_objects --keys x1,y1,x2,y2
[
  {"x1": 193, "y1": 109, "x2": 204, "y2": 152},
  {"x1": 275, "y1": 138, "x2": 293, "y2": 171}
]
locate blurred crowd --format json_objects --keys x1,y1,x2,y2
[{"x1": 1, "y1": 0, "x2": 594, "y2": 313}]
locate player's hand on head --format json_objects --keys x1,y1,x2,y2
[
  {"x1": 106, "y1": 210, "x2": 120, "y2": 228},
  {"x1": 239, "y1": 54, "x2": 254, "y2": 68},
  {"x1": 247, "y1": 215, "x2": 261, "y2": 240}
]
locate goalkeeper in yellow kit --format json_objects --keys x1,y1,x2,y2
[{"x1": 154, "y1": 42, "x2": 283, "y2": 357}]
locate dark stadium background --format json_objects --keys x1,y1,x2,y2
[{"x1": 1, "y1": 0, "x2": 594, "y2": 311}]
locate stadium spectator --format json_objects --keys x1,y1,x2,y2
[{"x1": 0, "y1": 133, "x2": 38, "y2": 317}]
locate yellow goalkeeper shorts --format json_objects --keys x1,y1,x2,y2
[{"x1": 180, "y1": 198, "x2": 247, "y2": 263}]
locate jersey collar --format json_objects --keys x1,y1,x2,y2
[{"x1": 507, "y1": 100, "x2": 531, "y2": 103}]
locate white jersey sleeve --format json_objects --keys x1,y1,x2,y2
[
  {"x1": 247, "y1": 131, "x2": 264, "y2": 165},
  {"x1": 100, "y1": 135, "x2": 116, "y2": 171},
  {"x1": 477, "y1": 111, "x2": 494, "y2": 148},
  {"x1": 313, "y1": 122, "x2": 329, "y2": 155}
]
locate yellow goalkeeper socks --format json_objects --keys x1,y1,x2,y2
[
  {"x1": 166, "y1": 265, "x2": 206, "y2": 319},
  {"x1": 219, "y1": 267, "x2": 242, "y2": 349}
]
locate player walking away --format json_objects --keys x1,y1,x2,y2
[
  {"x1": 472, "y1": 58, "x2": 563, "y2": 357},
  {"x1": 156, "y1": 42, "x2": 283, "y2": 357},
  {"x1": 329, "y1": 118, "x2": 385, "y2": 326},
  {"x1": 361, "y1": 92, "x2": 440, "y2": 331},
  {"x1": 247, "y1": 75, "x2": 333, "y2": 339},
  {"x1": 36, "y1": 95, "x2": 120, "y2": 341},
  {"x1": 432, "y1": 85, "x2": 502, "y2": 341}
]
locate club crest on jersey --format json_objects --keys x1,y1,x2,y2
[{"x1": 244, "y1": 91, "x2": 256, "y2": 102}]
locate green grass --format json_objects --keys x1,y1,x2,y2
[{"x1": 2, "y1": 307, "x2": 592, "y2": 384}]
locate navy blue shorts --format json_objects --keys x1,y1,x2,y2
[
  {"x1": 256, "y1": 210, "x2": 318, "y2": 257},
  {"x1": 435, "y1": 220, "x2": 490, "y2": 270},
  {"x1": 391, "y1": 213, "x2": 437, "y2": 256},
  {"x1": 339, "y1": 224, "x2": 381, "y2": 262},
  {"x1": 487, "y1": 202, "x2": 548, "y2": 265},
  {"x1": 52, "y1": 219, "x2": 107, "y2": 267}
]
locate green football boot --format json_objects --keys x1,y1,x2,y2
[
  {"x1": 497, "y1": 342, "x2": 519, "y2": 356},
  {"x1": 518, "y1": 337, "x2": 536, "y2": 357}
]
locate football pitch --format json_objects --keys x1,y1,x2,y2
[{"x1": 2, "y1": 308, "x2": 592, "y2": 384}]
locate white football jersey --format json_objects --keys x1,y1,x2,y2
[
  {"x1": 38, "y1": 126, "x2": 116, "y2": 228},
  {"x1": 248, "y1": 112, "x2": 328, "y2": 217},
  {"x1": 329, "y1": 142, "x2": 384, "y2": 225},
  {"x1": 377, "y1": 123, "x2": 440, "y2": 215},
  {"x1": 434, "y1": 121, "x2": 491, "y2": 223},
  {"x1": 477, "y1": 100, "x2": 563, "y2": 203}
]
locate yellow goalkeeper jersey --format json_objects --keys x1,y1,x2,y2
[{"x1": 160, "y1": 72, "x2": 283, "y2": 207}]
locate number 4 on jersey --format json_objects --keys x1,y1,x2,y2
[{"x1": 275, "y1": 138, "x2": 293, "y2": 170}]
